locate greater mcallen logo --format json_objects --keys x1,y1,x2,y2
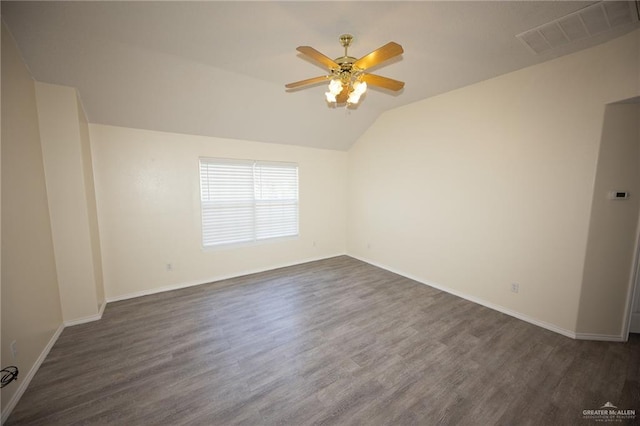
[{"x1": 582, "y1": 402, "x2": 636, "y2": 422}]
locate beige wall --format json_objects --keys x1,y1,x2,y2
[
  {"x1": 35, "y1": 82, "x2": 102, "y2": 322},
  {"x1": 577, "y1": 103, "x2": 640, "y2": 337},
  {"x1": 347, "y1": 30, "x2": 640, "y2": 336},
  {"x1": 1, "y1": 23, "x2": 62, "y2": 413},
  {"x1": 90, "y1": 124, "x2": 347, "y2": 300}
]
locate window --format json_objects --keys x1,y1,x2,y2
[{"x1": 199, "y1": 158, "x2": 299, "y2": 247}]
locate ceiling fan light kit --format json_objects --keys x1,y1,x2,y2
[{"x1": 286, "y1": 34, "x2": 405, "y2": 108}]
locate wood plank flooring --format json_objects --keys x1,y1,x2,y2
[{"x1": 7, "y1": 256, "x2": 640, "y2": 425}]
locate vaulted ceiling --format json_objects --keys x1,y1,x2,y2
[{"x1": 2, "y1": 1, "x2": 639, "y2": 150}]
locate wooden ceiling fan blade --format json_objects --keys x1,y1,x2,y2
[
  {"x1": 353, "y1": 42, "x2": 403, "y2": 71},
  {"x1": 297, "y1": 46, "x2": 339, "y2": 70},
  {"x1": 361, "y1": 74, "x2": 405, "y2": 91},
  {"x1": 285, "y1": 75, "x2": 329, "y2": 89}
]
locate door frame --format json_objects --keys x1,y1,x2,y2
[{"x1": 623, "y1": 215, "x2": 640, "y2": 339}]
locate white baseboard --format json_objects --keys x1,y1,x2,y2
[
  {"x1": 349, "y1": 254, "x2": 579, "y2": 340},
  {"x1": 1, "y1": 324, "x2": 64, "y2": 424},
  {"x1": 107, "y1": 253, "x2": 347, "y2": 303},
  {"x1": 574, "y1": 332, "x2": 625, "y2": 342},
  {"x1": 63, "y1": 301, "x2": 106, "y2": 327}
]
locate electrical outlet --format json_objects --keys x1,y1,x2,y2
[
  {"x1": 166, "y1": 263, "x2": 173, "y2": 271},
  {"x1": 511, "y1": 283, "x2": 520, "y2": 293},
  {"x1": 10, "y1": 340, "x2": 17, "y2": 359}
]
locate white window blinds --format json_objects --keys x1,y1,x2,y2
[{"x1": 199, "y1": 158, "x2": 299, "y2": 247}]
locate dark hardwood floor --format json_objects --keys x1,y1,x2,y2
[{"x1": 7, "y1": 256, "x2": 640, "y2": 425}]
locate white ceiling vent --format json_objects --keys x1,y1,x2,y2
[{"x1": 517, "y1": 1, "x2": 640, "y2": 54}]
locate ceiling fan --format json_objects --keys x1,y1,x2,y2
[{"x1": 285, "y1": 34, "x2": 404, "y2": 106}]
